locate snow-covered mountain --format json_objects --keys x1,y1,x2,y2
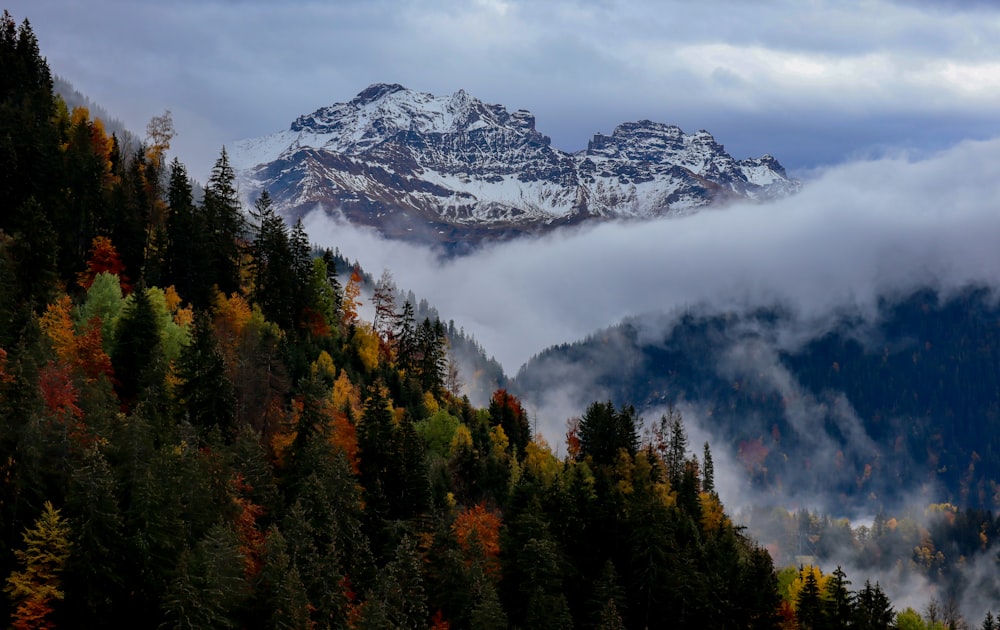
[{"x1": 231, "y1": 83, "x2": 799, "y2": 243}]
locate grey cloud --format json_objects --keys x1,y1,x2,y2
[
  {"x1": 9, "y1": 0, "x2": 1000, "y2": 181},
  {"x1": 305, "y1": 137, "x2": 1000, "y2": 377}
]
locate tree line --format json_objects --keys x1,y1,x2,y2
[{"x1": 3, "y1": 9, "x2": 996, "y2": 628}]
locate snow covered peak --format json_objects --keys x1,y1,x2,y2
[
  {"x1": 288, "y1": 83, "x2": 530, "y2": 144},
  {"x1": 230, "y1": 84, "x2": 799, "y2": 244},
  {"x1": 232, "y1": 84, "x2": 544, "y2": 171}
]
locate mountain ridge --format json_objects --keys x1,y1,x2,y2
[{"x1": 231, "y1": 83, "x2": 800, "y2": 244}]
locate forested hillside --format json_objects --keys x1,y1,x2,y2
[
  {"x1": 515, "y1": 288, "x2": 1000, "y2": 512},
  {"x1": 0, "y1": 10, "x2": 991, "y2": 628}
]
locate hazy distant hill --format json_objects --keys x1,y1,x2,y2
[{"x1": 513, "y1": 285, "x2": 1000, "y2": 511}]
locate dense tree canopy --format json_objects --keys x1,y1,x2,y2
[{"x1": 0, "y1": 10, "x2": 988, "y2": 628}]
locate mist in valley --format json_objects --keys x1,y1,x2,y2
[{"x1": 302, "y1": 137, "x2": 1000, "y2": 620}]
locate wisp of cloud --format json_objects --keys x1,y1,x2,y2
[{"x1": 304, "y1": 137, "x2": 1000, "y2": 376}]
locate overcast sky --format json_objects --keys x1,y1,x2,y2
[{"x1": 9, "y1": 0, "x2": 1000, "y2": 182}]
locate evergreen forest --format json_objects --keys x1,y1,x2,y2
[{"x1": 2, "y1": 10, "x2": 999, "y2": 629}]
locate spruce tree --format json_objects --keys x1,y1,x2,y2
[
  {"x1": 111, "y1": 283, "x2": 163, "y2": 408},
  {"x1": 177, "y1": 311, "x2": 237, "y2": 439},
  {"x1": 854, "y1": 580, "x2": 894, "y2": 629},
  {"x1": 796, "y1": 569, "x2": 824, "y2": 630},
  {"x1": 165, "y1": 158, "x2": 210, "y2": 308},
  {"x1": 249, "y1": 190, "x2": 295, "y2": 329},
  {"x1": 577, "y1": 401, "x2": 639, "y2": 467},
  {"x1": 202, "y1": 148, "x2": 244, "y2": 297}
]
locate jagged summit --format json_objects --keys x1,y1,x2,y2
[{"x1": 231, "y1": 84, "x2": 800, "y2": 244}]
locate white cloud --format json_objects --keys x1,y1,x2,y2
[{"x1": 304, "y1": 137, "x2": 1000, "y2": 378}]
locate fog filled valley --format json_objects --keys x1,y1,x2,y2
[
  {"x1": 309, "y1": 138, "x2": 1000, "y2": 622},
  {"x1": 7, "y1": 6, "x2": 1000, "y2": 628}
]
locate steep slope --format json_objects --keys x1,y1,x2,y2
[{"x1": 231, "y1": 84, "x2": 799, "y2": 244}]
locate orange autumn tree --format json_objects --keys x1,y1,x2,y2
[
  {"x1": 39, "y1": 296, "x2": 76, "y2": 363},
  {"x1": 341, "y1": 264, "x2": 363, "y2": 330},
  {"x1": 231, "y1": 475, "x2": 266, "y2": 580},
  {"x1": 39, "y1": 297, "x2": 114, "y2": 385},
  {"x1": 452, "y1": 503, "x2": 502, "y2": 580}
]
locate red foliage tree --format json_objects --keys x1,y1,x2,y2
[
  {"x1": 38, "y1": 361, "x2": 82, "y2": 420},
  {"x1": 77, "y1": 236, "x2": 129, "y2": 292},
  {"x1": 74, "y1": 317, "x2": 114, "y2": 384}
]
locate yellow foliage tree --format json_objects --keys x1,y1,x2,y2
[
  {"x1": 341, "y1": 264, "x2": 363, "y2": 329},
  {"x1": 145, "y1": 109, "x2": 175, "y2": 169},
  {"x1": 354, "y1": 327, "x2": 380, "y2": 372},
  {"x1": 311, "y1": 350, "x2": 337, "y2": 385},
  {"x1": 330, "y1": 370, "x2": 361, "y2": 416},
  {"x1": 786, "y1": 565, "x2": 830, "y2": 612},
  {"x1": 39, "y1": 296, "x2": 76, "y2": 364},
  {"x1": 699, "y1": 492, "x2": 729, "y2": 534},
  {"x1": 523, "y1": 435, "x2": 563, "y2": 488},
  {"x1": 5, "y1": 502, "x2": 72, "y2": 630}
]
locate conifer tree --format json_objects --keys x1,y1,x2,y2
[
  {"x1": 854, "y1": 580, "x2": 894, "y2": 629},
  {"x1": 62, "y1": 446, "x2": 125, "y2": 625},
  {"x1": 164, "y1": 158, "x2": 210, "y2": 308},
  {"x1": 202, "y1": 148, "x2": 244, "y2": 297},
  {"x1": 577, "y1": 401, "x2": 639, "y2": 467},
  {"x1": 249, "y1": 190, "x2": 295, "y2": 329},
  {"x1": 519, "y1": 537, "x2": 573, "y2": 630},
  {"x1": 702, "y1": 441, "x2": 715, "y2": 495},
  {"x1": 289, "y1": 217, "x2": 313, "y2": 322},
  {"x1": 824, "y1": 565, "x2": 853, "y2": 629},
  {"x1": 254, "y1": 526, "x2": 311, "y2": 630},
  {"x1": 177, "y1": 311, "x2": 237, "y2": 438},
  {"x1": 395, "y1": 301, "x2": 417, "y2": 374},
  {"x1": 111, "y1": 283, "x2": 163, "y2": 407},
  {"x1": 796, "y1": 569, "x2": 824, "y2": 630},
  {"x1": 161, "y1": 523, "x2": 247, "y2": 629},
  {"x1": 0, "y1": 12, "x2": 60, "y2": 244}
]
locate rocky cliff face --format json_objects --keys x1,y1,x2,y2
[{"x1": 231, "y1": 84, "x2": 799, "y2": 244}]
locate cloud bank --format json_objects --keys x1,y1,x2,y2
[
  {"x1": 10, "y1": 0, "x2": 1000, "y2": 180},
  {"x1": 304, "y1": 137, "x2": 1000, "y2": 377}
]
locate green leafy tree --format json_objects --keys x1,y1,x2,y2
[{"x1": 77, "y1": 271, "x2": 125, "y2": 350}]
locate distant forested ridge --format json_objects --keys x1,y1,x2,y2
[
  {"x1": 515, "y1": 287, "x2": 1000, "y2": 512},
  {"x1": 1, "y1": 9, "x2": 995, "y2": 628}
]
